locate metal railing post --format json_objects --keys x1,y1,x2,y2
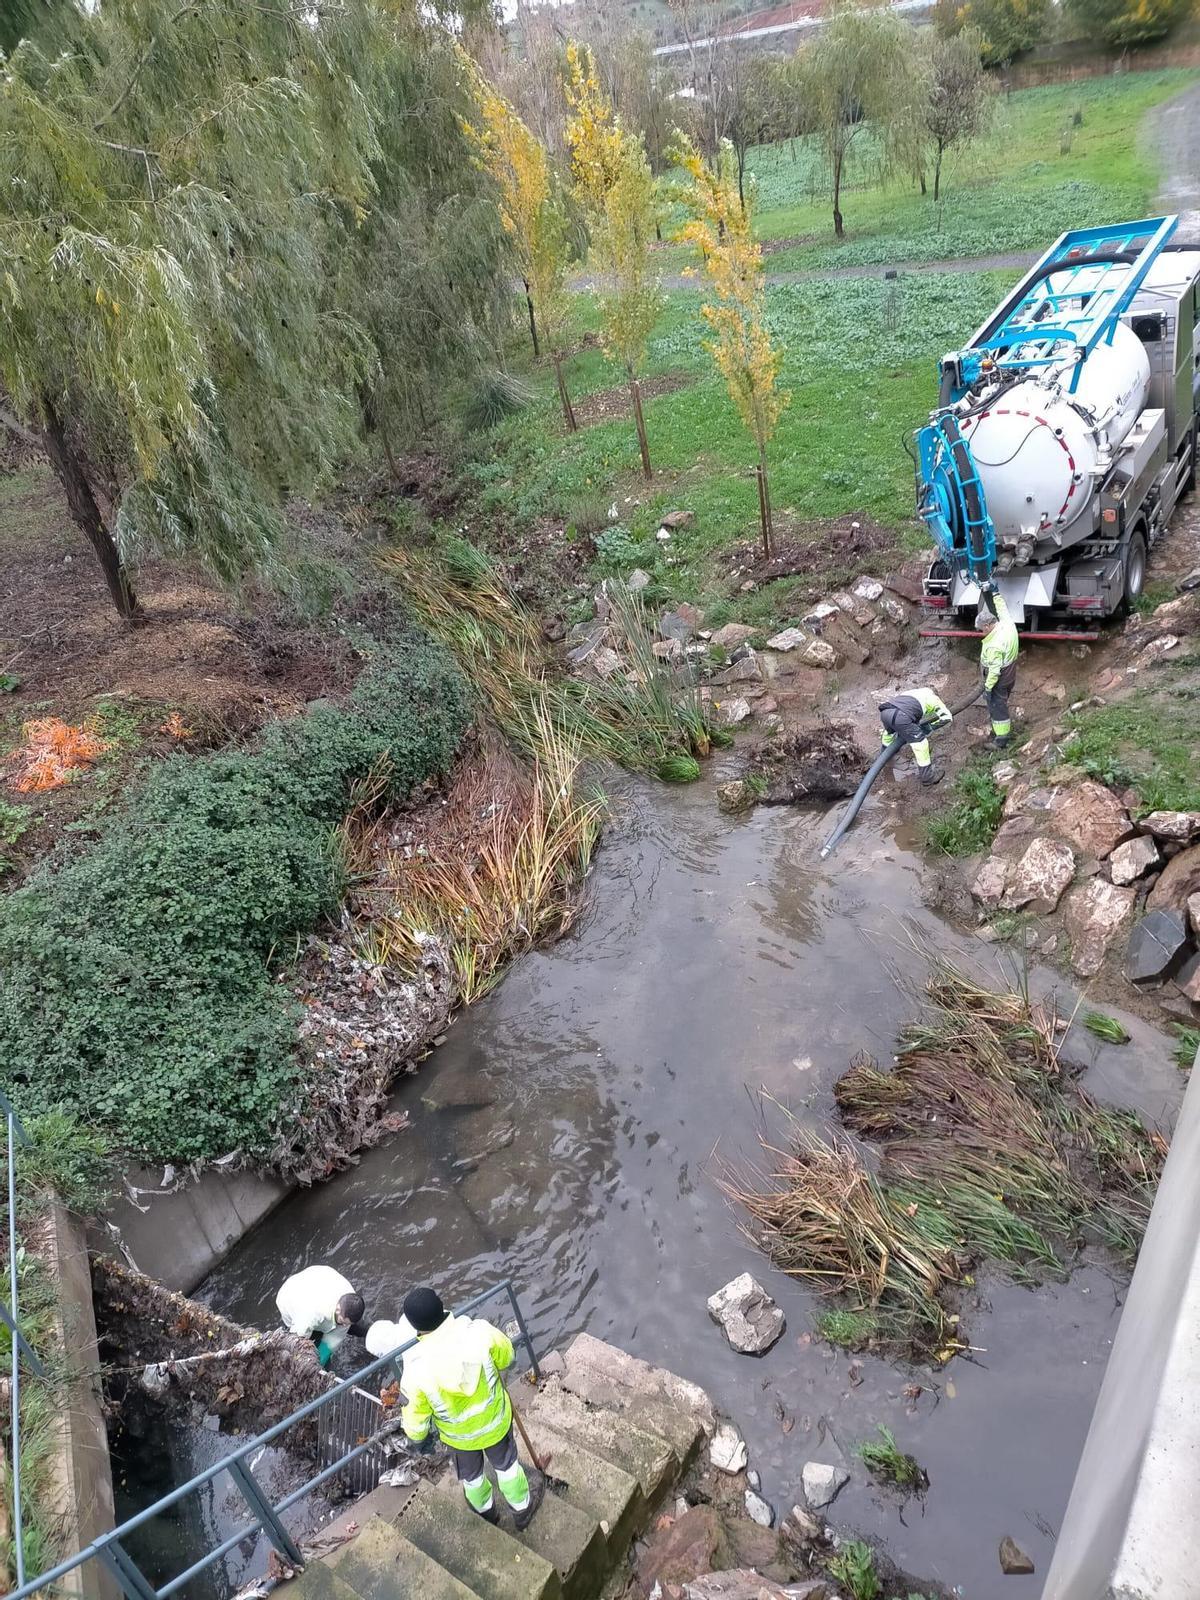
[
  {"x1": 506, "y1": 1281, "x2": 541, "y2": 1382},
  {"x1": 7, "y1": 1109, "x2": 26, "y2": 1589},
  {"x1": 95, "y1": 1537, "x2": 160, "y2": 1600},
  {"x1": 0, "y1": 1088, "x2": 29, "y2": 1147},
  {"x1": 227, "y1": 1459, "x2": 304, "y2": 1570}
]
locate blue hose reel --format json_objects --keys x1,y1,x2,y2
[{"x1": 916, "y1": 413, "x2": 996, "y2": 587}]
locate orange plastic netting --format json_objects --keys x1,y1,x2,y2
[{"x1": 10, "y1": 717, "x2": 112, "y2": 792}]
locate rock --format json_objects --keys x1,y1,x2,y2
[
  {"x1": 747, "y1": 1469, "x2": 760, "y2": 1490},
  {"x1": 1001, "y1": 837, "x2": 1076, "y2": 914},
  {"x1": 1148, "y1": 843, "x2": 1200, "y2": 915},
  {"x1": 709, "y1": 1421, "x2": 749, "y2": 1474},
  {"x1": 852, "y1": 576, "x2": 884, "y2": 601},
  {"x1": 786, "y1": 1506, "x2": 823, "y2": 1545},
  {"x1": 717, "y1": 781, "x2": 757, "y2": 816},
  {"x1": 885, "y1": 567, "x2": 925, "y2": 604},
  {"x1": 801, "y1": 1462, "x2": 849, "y2": 1511},
  {"x1": 1125, "y1": 909, "x2": 1189, "y2": 984},
  {"x1": 1175, "y1": 952, "x2": 1200, "y2": 1005},
  {"x1": 714, "y1": 696, "x2": 753, "y2": 727},
  {"x1": 1188, "y1": 892, "x2": 1200, "y2": 938},
  {"x1": 765, "y1": 627, "x2": 808, "y2": 652},
  {"x1": 972, "y1": 856, "x2": 1011, "y2": 909},
  {"x1": 628, "y1": 568, "x2": 652, "y2": 592},
  {"x1": 1137, "y1": 633, "x2": 1180, "y2": 667},
  {"x1": 660, "y1": 611, "x2": 695, "y2": 644},
  {"x1": 654, "y1": 639, "x2": 684, "y2": 662},
  {"x1": 800, "y1": 638, "x2": 838, "y2": 669},
  {"x1": 820, "y1": 616, "x2": 869, "y2": 664},
  {"x1": 801, "y1": 603, "x2": 839, "y2": 627},
  {"x1": 993, "y1": 761, "x2": 1018, "y2": 787},
  {"x1": 874, "y1": 592, "x2": 909, "y2": 626},
  {"x1": 590, "y1": 646, "x2": 623, "y2": 679},
  {"x1": 1003, "y1": 779, "x2": 1057, "y2": 820},
  {"x1": 706, "y1": 1272, "x2": 786, "y2": 1354},
  {"x1": 543, "y1": 616, "x2": 566, "y2": 642},
  {"x1": 992, "y1": 815, "x2": 1042, "y2": 856},
  {"x1": 1049, "y1": 780, "x2": 1134, "y2": 859},
  {"x1": 710, "y1": 623, "x2": 757, "y2": 653},
  {"x1": 717, "y1": 653, "x2": 763, "y2": 685},
  {"x1": 1109, "y1": 834, "x2": 1161, "y2": 885},
  {"x1": 744, "y1": 1490, "x2": 775, "y2": 1528},
  {"x1": 1064, "y1": 879, "x2": 1137, "y2": 977},
  {"x1": 661, "y1": 509, "x2": 694, "y2": 530},
  {"x1": 1178, "y1": 566, "x2": 1200, "y2": 592},
  {"x1": 1141, "y1": 811, "x2": 1200, "y2": 843},
  {"x1": 639, "y1": 1506, "x2": 726, "y2": 1592},
  {"x1": 781, "y1": 1584, "x2": 829, "y2": 1600},
  {"x1": 998, "y1": 1537, "x2": 1035, "y2": 1576},
  {"x1": 678, "y1": 602, "x2": 703, "y2": 626},
  {"x1": 566, "y1": 624, "x2": 608, "y2": 663},
  {"x1": 684, "y1": 1574, "x2": 791, "y2": 1600}
]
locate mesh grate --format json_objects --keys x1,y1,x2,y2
[{"x1": 316, "y1": 1386, "x2": 390, "y2": 1499}]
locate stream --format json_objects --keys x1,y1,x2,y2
[{"x1": 198, "y1": 768, "x2": 1183, "y2": 1600}]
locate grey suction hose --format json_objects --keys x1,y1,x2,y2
[{"x1": 818, "y1": 681, "x2": 986, "y2": 860}]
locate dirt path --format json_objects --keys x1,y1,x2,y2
[{"x1": 1152, "y1": 78, "x2": 1200, "y2": 241}]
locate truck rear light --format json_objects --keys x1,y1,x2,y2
[
  {"x1": 1067, "y1": 595, "x2": 1103, "y2": 609},
  {"x1": 924, "y1": 594, "x2": 948, "y2": 608}
]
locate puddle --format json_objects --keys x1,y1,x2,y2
[{"x1": 200, "y1": 771, "x2": 1182, "y2": 1598}]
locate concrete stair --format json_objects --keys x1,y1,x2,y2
[{"x1": 286, "y1": 1335, "x2": 713, "y2": 1600}]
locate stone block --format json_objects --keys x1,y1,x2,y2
[{"x1": 1126, "y1": 910, "x2": 1190, "y2": 985}]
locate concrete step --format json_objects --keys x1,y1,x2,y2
[
  {"x1": 525, "y1": 1378, "x2": 677, "y2": 1504},
  {"x1": 398, "y1": 1480, "x2": 562, "y2": 1600},
  {"x1": 287, "y1": 1565, "x2": 362, "y2": 1600},
  {"x1": 326, "y1": 1515, "x2": 482, "y2": 1600},
  {"x1": 514, "y1": 1415, "x2": 642, "y2": 1559},
  {"x1": 558, "y1": 1335, "x2": 709, "y2": 1468},
  {"x1": 433, "y1": 1470, "x2": 608, "y2": 1600}
]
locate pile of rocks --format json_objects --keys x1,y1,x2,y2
[{"x1": 972, "y1": 774, "x2": 1200, "y2": 1015}]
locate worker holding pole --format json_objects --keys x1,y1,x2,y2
[
  {"x1": 276, "y1": 1265, "x2": 370, "y2": 1368},
  {"x1": 877, "y1": 687, "x2": 953, "y2": 786},
  {"x1": 977, "y1": 581, "x2": 1019, "y2": 749},
  {"x1": 399, "y1": 1286, "x2": 544, "y2": 1530}
]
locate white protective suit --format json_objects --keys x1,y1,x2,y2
[{"x1": 276, "y1": 1265, "x2": 355, "y2": 1353}]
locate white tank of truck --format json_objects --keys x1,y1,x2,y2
[{"x1": 918, "y1": 219, "x2": 1200, "y2": 629}]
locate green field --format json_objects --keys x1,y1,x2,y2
[{"x1": 464, "y1": 70, "x2": 1197, "y2": 632}]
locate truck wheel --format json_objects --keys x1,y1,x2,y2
[{"x1": 1120, "y1": 532, "x2": 1147, "y2": 615}]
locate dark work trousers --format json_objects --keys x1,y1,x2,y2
[{"x1": 986, "y1": 660, "x2": 1017, "y2": 736}]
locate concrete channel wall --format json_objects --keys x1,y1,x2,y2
[
  {"x1": 1042, "y1": 1048, "x2": 1200, "y2": 1600},
  {"x1": 101, "y1": 1165, "x2": 291, "y2": 1294}
]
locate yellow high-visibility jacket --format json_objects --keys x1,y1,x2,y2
[
  {"x1": 981, "y1": 594, "x2": 1019, "y2": 690},
  {"x1": 401, "y1": 1314, "x2": 515, "y2": 1450}
]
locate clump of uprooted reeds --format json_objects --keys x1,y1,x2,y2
[
  {"x1": 725, "y1": 964, "x2": 1167, "y2": 1354},
  {"x1": 349, "y1": 706, "x2": 605, "y2": 1004},
  {"x1": 383, "y1": 539, "x2": 719, "y2": 776}
]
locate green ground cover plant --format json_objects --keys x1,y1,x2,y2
[{"x1": 0, "y1": 631, "x2": 473, "y2": 1166}]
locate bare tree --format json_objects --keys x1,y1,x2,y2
[{"x1": 923, "y1": 26, "x2": 990, "y2": 201}]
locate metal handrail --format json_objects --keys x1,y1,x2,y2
[
  {"x1": 1, "y1": 1086, "x2": 45, "y2": 1593},
  {"x1": 10, "y1": 1277, "x2": 541, "y2": 1600}
]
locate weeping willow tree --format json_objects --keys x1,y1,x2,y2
[{"x1": 1, "y1": 0, "x2": 508, "y2": 617}]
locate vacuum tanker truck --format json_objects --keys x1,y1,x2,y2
[{"x1": 917, "y1": 216, "x2": 1200, "y2": 633}]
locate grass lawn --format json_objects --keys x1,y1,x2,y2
[
  {"x1": 745, "y1": 69, "x2": 1196, "y2": 272},
  {"x1": 457, "y1": 69, "x2": 1198, "y2": 630}
]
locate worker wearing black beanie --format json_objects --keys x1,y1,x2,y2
[{"x1": 402, "y1": 1286, "x2": 447, "y2": 1334}]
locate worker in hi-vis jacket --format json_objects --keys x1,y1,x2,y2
[
  {"x1": 878, "y1": 686, "x2": 952, "y2": 786},
  {"x1": 400, "y1": 1286, "x2": 543, "y2": 1530},
  {"x1": 977, "y1": 581, "x2": 1020, "y2": 750},
  {"x1": 276, "y1": 1265, "x2": 369, "y2": 1368}
]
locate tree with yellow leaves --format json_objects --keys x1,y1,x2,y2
[
  {"x1": 462, "y1": 64, "x2": 579, "y2": 430},
  {"x1": 674, "y1": 137, "x2": 788, "y2": 558},
  {"x1": 565, "y1": 42, "x2": 662, "y2": 479}
]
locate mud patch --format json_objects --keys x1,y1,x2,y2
[
  {"x1": 725, "y1": 513, "x2": 898, "y2": 595},
  {"x1": 573, "y1": 371, "x2": 696, "y2": 429},
  {"x1": 748, "y1": 721, "x2": 865, "y2": 805}
]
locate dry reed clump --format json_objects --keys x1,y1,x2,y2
[
  {"x1": 726, "y1": 965, "x2": 1167, "y2": 1354},
  {"x1": 382, "y1": 540, "x2": 716, "y2": 771}
]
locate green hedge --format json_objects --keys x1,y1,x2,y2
[{"x1": 0, "y1": 631, "x2": 472, "y2": 1164}]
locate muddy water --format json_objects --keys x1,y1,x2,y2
[{"x1": 202, "y1": 771, "x2": 1181, "y2": 1600}]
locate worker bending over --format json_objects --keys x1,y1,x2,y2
[
  {"x1": 400, "y1": 1286, "x2": 542, "y2": 1530},
  {"x1": 878, "y1": 687, "x2": 952, "y2": 786},
  {"x1": 276, "y1": 1265, "x2": 369, "y2": 1368},
  {"x1": 978, "y1": 582, "x2": 1019, "y2": 749}
]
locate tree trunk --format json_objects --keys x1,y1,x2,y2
[
  {"x1": 553, "y1": 354, "x2": 577, "y2": 433},
  {"x1": 628, "y1": 373, "x2": 652, "y2": 480},
  {"x1": 655, "y1": 220, "x2": 662, "y2": 243},
  {"x1": 737, "y1": 146, "x2": 747, "y2": 212},
  {"x1": 832, "y1": 151, "x2": 845, "y2": 239},
  {"x1": 379, "y1": 407, "x2": 403, "y2": 481},
  {"x1": 754, "y1": 444, "x2": 773, "y2": 561},
  {"x1": 524, "y1": 280, "x2": 540, "y2": 359},
  {"x1": 919, "y1": 170, "x2": 927, "y2": 196},
  {"x1": 934, "y1": 148, "x2": 944, "y2": 203},
  {"x1": 40, "y1": 397, "x2": 138, "y2": 620}
]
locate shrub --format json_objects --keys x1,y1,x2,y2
[
  {"x1": 925, "y1": 763, "x2": 1004, "y2": 856},
  {"x1": 0, "y1": 631, "x2": 472, "y2": 1164}
]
